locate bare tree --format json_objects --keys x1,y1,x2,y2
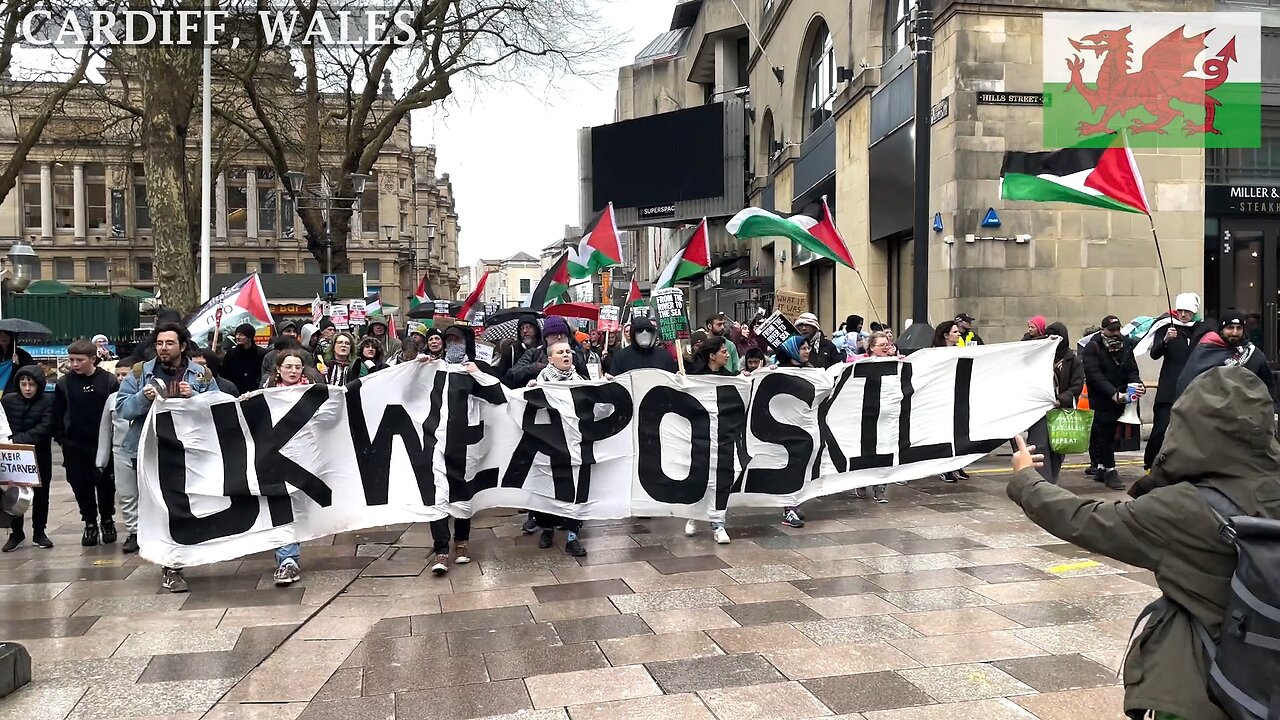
[
  {"x1": 0, "y1": 2, "x2": 93, "y2": 209},
  {"x1": 216, "y1": 0, "x2": 616, "y2": 272}
]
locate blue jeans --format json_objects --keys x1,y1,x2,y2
[{"x1": 276, "y1": 544, "x2": 300, "y2": 568}]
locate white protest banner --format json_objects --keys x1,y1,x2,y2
[
  {"x1": 0, "y1": 444, "x2": 40, "y2": 487},
  {"x1": 349, "y1": 299, "x2": 367, "y2": 324},
  {"x1": 136, "y1": 341, "x2": 1057, "y2": 567},
  {"x1": 599, "y1": 305, "x2": 621, "y2": 333}
]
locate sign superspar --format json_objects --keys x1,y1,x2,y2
[{"x1": 1043, "y1": 12, "x2": 1261, "y2": 148}]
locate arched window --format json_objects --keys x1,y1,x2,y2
[
  {"x1": 884, "y1": 0, "x2": 916, "y2": 59},
  {"x1": 759, "y1": 108, "x2": 775, "y2": 172},
  {"x1": 805, "y1": 23, "x2": 835, "y2": 134}
]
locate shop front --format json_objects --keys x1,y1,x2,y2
[{"x1": 1205, "y1": 184, "x2": 1280, "y2": 359}]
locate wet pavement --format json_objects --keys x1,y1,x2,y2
[{"x1": 0, "y1": 453, "x2": 1153, "y2": 719}]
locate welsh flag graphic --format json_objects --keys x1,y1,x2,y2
[
  {"x1": 626, "y1": 278, "x2": 644, "y2": 307},
  {"x1": 409, "y1": 274, "x2": 432, "y2": 309},
  {"x1": 654, "y1": 218, "x2": 711, "y2": 290},
  {"x1": 568, "y1": 203, "x2": 624, "y2": 279},
  {"x1": 1043, "y1": 12, "x2": 1260, "y2": 148},
  {"x1": 728, "y1": 205, "x2": 855, "y2": 268},
  {"x1": 528, "y1": 251, "x2": 571, "y2": 310},
  {"x1": 1000, "y1": 133, "x2": 1150, "y2": 215}
]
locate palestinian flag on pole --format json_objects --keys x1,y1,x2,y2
[
  {"x1": 568, "y1": 203, "x2": 623, "y2": 279},
  {"x1": 654, "y1": 218, "x2": 712, "y2": 290},
  {"x1": 728, "y1": 206, "x2": 855, "y2": 268},
  {"x1": 1000, "y1": 133, "x2": 1150, "y2": 215},
  {"x1": 409, "y1": 274, "x2": 432, "y2": 309},
  {"x1": 364, "y1": 292, "x2": 383, "y2": 317},
  {"x1": 456, "y1": 271, "x2": 491, "y2": 321},
  {"x1": 527, "y1": 251, "x2": 571, "y2": 310},
  {"x1": 626, "y1": 278, "x2": 644, "y2": 307}
]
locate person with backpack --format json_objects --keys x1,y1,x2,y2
[{"x1": 1006, "y1": 366, "x2": 1280, "y2": 720}]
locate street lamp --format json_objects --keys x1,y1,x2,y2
[
  {"x1": 0, "y1": 240, "x2": 38, "y2": 320},
  {"x1": 286, "y1": 170, "x2": 371, "y2": 299}
]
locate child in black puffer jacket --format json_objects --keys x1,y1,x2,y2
[{"x1": 3, "y1": 365, "x2": 54, "y2": 551}]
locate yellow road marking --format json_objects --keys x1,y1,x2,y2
[
  {"x1": 966, "y1": 460, "x2": 1142, "y2": 477},
  {"x1": 1048, "y1": 560, "x2": 1102, "y2": 574}
]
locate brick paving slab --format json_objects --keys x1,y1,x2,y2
[{"x1": 0, "y1": 453, "x2": 1153, "y2": 718}]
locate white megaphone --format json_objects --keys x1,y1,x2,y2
[{"x1": 1119, "y1": 397, "x2": 1142, "y2": 425}]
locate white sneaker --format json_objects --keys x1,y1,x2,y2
[
  {"x1": 684, "y1": 519, "x2": 698, "y2": 537},
  {"x1": 712, "y1": 526, "x2": 731, "y2": 544}
]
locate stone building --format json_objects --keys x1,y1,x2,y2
[
  {"x1": 0, "y1": 76, "x2": 462, "y2": 312},
  {"x1": 468, "y1": 252, "x2": 543, "y2": 306},
  {"x1": 590, "y1": 0, "x2": 1276, "y2": 348}
]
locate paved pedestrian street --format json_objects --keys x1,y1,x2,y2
[{"x1": 0, "y1": 455, "x2": 1154, "y2": 720}]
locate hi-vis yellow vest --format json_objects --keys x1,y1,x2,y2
[{"x1": 956, "y1": 331, "x2": 978, "y2": 347}]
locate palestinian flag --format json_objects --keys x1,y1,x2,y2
[
  {"x1": 654, "y1": 218, "x2": 711, "y2": 290},
  {"x1": 187, "y1": 273, "x2": 274, "y2": 348},
  {"x1": 528, "y1": 251, "x2": 570, "y2": 310},
  {"x1": 728, "y1": 206, "x2": 854, "y2": 268},
  {"x1": 365, "y1": 292, "x2": 383, "y2": 317},
  {"x1": 568, "y1": 203, "x2": 623, "y2": 279},
  {"x1": 409, "y1": 273, "x2": 433, "y2": 308},
  {"x1": 456, "y1": 271, "x2": 491, "y2": 321},
  {"x1": 626, "y1": 278, "x2": 644, "y2": 307},
  {"x1": 1000, "y1": 134, "x2": 1150, "y2": 214}
]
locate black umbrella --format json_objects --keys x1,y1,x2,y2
[
  {"x1": 0, "y1": 318, "x2": 52, "y2": 338},
  {"x1": 485, "y1": 307, "x2": 543, "y2": 327},
  {"x1": 406, "y1": 300, "x2": 463, "y2": 320},
  {"x1": 894, "y1": 321, "x2": 935, "y2": 355}
]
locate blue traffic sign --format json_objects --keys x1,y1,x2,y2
[
  {"x1": 981, "y1": 208, "x2": 1001, "y2": 228},
  {"x1": 932, "y1": 213, "x2": 943, "y2": 232},
  {"x1": 322, "y1": 274, "x2": 338, "y2": 296}
]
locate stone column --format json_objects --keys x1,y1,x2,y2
[
  {"x1": 246, "y1": 169, "x2": 258, "y2": 239},
  {"x1": 215, "y1": 172, "x2": 227, "y2": 238},
  {"x1": 39, "y1": 162, "x2": 52, "y2": 238},
  {"x1": 73, "y1": 163, "x2": 86, "y2": 238}
]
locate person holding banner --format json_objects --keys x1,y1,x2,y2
[
  {"x1": 690, "y1": 337, "x2": 736, "y2": 377},
  {"x1": 2, "y1": 366, "x2": 52, "y2": 551},
  {"x1": 851, "y1": 333, "x2": 898, "y2": 503},
  {"x1": 387, "y1": 338, "x2": 421, "y2": 366},
  {"x1": 704, "y1": 313, "x2": 740, "y2": 372},
  {"x1": 775, "y1": 335, "x2": 811, "y2": 528},
  {"x1": 508, "y1": 317, "x2": 590, "y2": 388},
  {"x1": 355, "y1": 338, "x2": 389, "y2": 377},
  {"x1": 526, "y1": 340, "x2": 589, "y2": 557},
  {"x1": 795, "y1": 313, "x2": 842, "y2": 369},
  {"x1": 606, "y1": 318, "x2": 677, "y2": 376},
  {"x1": 116, "y1": 323, "x2": 220, "y2": 593}
]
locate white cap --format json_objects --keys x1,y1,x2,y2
[
  {"x1": 795, "y1": 312, "x2": 820, "y2": 328},
  {"x1": 1174, "y1": 292, "x2": 1200, "y2": 314},
  {"x1": 91, "y1": 334, "x2": 108, "y2": 344}
]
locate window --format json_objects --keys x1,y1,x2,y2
[
  {"x1": 87, "y1": 257, "x2": 108, "y2": 282},
  {"x1": 303, "y1": 258, "x2": 320, "y2": 274},
  {"x1": 54, "y1": 257, "x2": 73, "y2": 280},
  {"x1": 364, "y1": 261, "x2": 381, "y2": 282},
  {"x1": 736, "y1": 37, "x2": 750, "y2": 88},
  {"x1": 133, "y1": 163, "x2": 150, "y2": 230},
  {"x1": 399, "y1": 199, "x2": 409, "y2": 233},
  {"x1": 885, "y1": 0, "x2": 915, "y2": 59},
  {"x1": 85, "y1": 163, "x2": 107, "y2": 231},
  {"x1": 53, "y1": 163, "x2": 73, "y2": 230},
  {"x1": 135, "y1": 257, "x2": 153, "y2": 281},
  {"x1": 805, "y1": 24, "x2": 836, "y2": 134},
  {"x1": 229, "y1": 257, "x2": 247, "y2": 275},
  {"x1": 361, "y1": 172, "x2": 379, "y2": 233},
  {"x1": 257, "y1": 167, "x2": 277, "y2": 232},
  {"x1": 519, "y1": 278, "x2": 531, "y2": 294},
  {"x1": 259, "y1": 258, "x2": 276, "y2": 274},
  {"x1": 22, "y1": 182, "x2": 40, "y2": 230},
  {"x1": 227, "y1": 168, "x2": 247, "y2": 231}
]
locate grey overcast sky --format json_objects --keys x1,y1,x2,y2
[{"x1": 414, "y1": 1, "x2": 672, "y2": 267}]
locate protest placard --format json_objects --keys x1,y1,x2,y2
[
  {"x1": 0, "y1": 444, "x2": 40, "y2": 487},
  {"x1": 774, "y1": 291, "x2": 807, "y2": 321},
  {"x1": 348, "y1": 299, "x2": 367, "y2": 324},
  {"x1": 653, "y1": 288, "x2": 690, "y2": 341},
  {"x1": 756, "y1": 311, "x2": 801, "y2": 350},
  {"x1": 598, "y1": 305, "x2": 621, "y2": 332},
  {"x1": 330, "y1": 304, "x2": 350, "y2": 329}
]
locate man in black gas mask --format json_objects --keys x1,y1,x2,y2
[
  {"x1": 605, "y1": 317, "x2": 677, "y2": 375},
  {"x1": 1081, "y1": 315, "x2": 1144, "y2": 490}
]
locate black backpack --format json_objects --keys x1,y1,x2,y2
[{"x1": 1193, "y1": 485, "x2": 1280, "y2": 720}]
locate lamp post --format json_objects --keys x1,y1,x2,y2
[{"x1": 285, "y1": 171, "x2": 370, "y2": 300}]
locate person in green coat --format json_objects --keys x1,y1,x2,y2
[{"x1": 1007, "y1": 366, "x2": 1280, "y2": 720}]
